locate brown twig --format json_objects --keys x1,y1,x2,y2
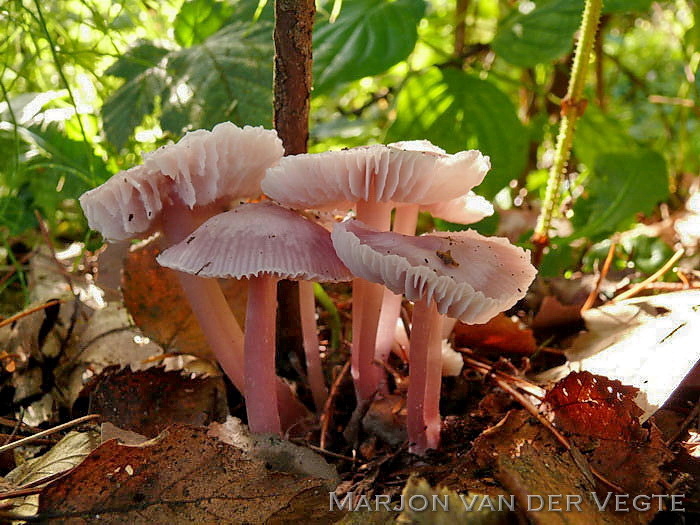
[
  {"x1": 581, "y1": 240, "x2": 616, "y2": 313},
  {"x1": 273, "y1": 0, "x2": 316, "y2": 363},
  {"x1": 0, "y1": 414, "x2": 100, "y2": 455},
  {"x1": 0, "y1": 299, "x2": 63, "y2": 329},
  {"x1": 34, "y1": 211, "x2": 76, "y2": 296},
  {"x1": 613, "y1": 248, "x2": 684, "y2": 302},
  {"x1": 320, "y1": 360, "x2": 351, "y2": 451},
  {"x1": 454, "y1": 0, "x2": 470, "y2": 57},
  {"x1": 462, "y1": 353, "x2": 545, "y2": 399},
  {"x1": 0, "y1": 416, "x2": 41, "y2": 435}
]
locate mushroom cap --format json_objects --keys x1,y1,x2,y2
[
  {"x1": 421, "y1": 191, "x2": 494, "y2": 225},
  {"x1": 157, "y1": 201, "x2": 353, "y2": 282},
  {"x1": 80, "y1": 123, "x2": 283, "y2": 241},
  {"x1": 331, "y1": 219, "x2": 536, "y2": 324},
  {"x1": 261, "y1": 141, "x2": 490, "y2": 211}
]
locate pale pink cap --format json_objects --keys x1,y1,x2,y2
[
  {"x1": 157, "y1": 201, "x2": 353, "y2": 282},
  {"x1": 261, "y1": 140, "x2": 490, "y2": 211},
  {"x1": 80, "y1": 123, "x2": 283, "y2": 241},
  {"x1": 331, "y1": 219, "x2": 536, "y2": 324},
  {"x1": 421, "y1": 192, "x2": 494, "y2": 224}
]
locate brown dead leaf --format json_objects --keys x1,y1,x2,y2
[
  {"x1": 79, "y1": 367, "x2": 228, "y2": 438},
  {"x1": 453, "y1": 314, "x2": 536, "y2": 355},
  {"x1": 542, "y1": 371, "x2": 673, "y2": 494},
  {"x1": 471, "y1": 410, "x2": 649, "y2": 525},
  {"x1": 38, "y1": 425, "x2": 340, "y2": 524},
  {"x1": 531, "y1": 295, "x2": 583, "y2": 331},
  {"x1": 122, "y1": 239, "x2": 248, "y2": 361}
]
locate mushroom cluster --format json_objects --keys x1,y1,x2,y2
[{"x1": 80, "y1": 122, "x2": 536, "y2": 453}]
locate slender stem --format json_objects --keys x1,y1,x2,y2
[
  {"x1": 422, "y1": 312, "x2": 444, "y2": 450},
  {"x1": 161, "y1": 202, "x2": 308, "y2": 431},
  {"x1": 407, "y1": 299, "x2": 442, "y2": 455},
  {"x1": 454, "y1": 0, "x2": 470, "y2": 57},
  {"x1": 161, "y1": 203, "x2": 246, "y2": 391},
  {"x1": 532, "y1": 0, "x2": 604, "y2": 257},
  {"x1": 245, "y1": 274, "x2": 281, "y2": 434},
  {"x1": 352, "y1": 199, "x2": 393, "y2": 401},
  {"x1": 375, "y1": 204, "x2": 420, "y2": 368},
  {"x1": 32, "y1": 0, "x2": 95, "y2": 183},
  {"x1": 313, "y1": 282, "x2": 341, "y2": 350},
  {"x1": 299, "y1": 280, "x2": 328, "y2": 411},
  {"x1": 355, "y1": 280, "x2": 385, "y2": 400}
]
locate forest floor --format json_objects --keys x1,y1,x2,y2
[{"x1": 0, "y1": 216, "x2": 698, "y2": 524}]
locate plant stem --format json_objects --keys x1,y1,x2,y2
[
  {"x1": 532, "y1": 0, "x2": 604, "y2": 262},
  {"x1": 454, "y1": 0, "x2": 470, "y2": 57},
  {"x1": 313, "y1": 283, "x2": 342, "y2": 350},
  {"x1": 161, "y1": 201, "x2": 308, "y2": 431},
  {"x1": 374, "y1": 204, "x2": 419, "y2": 373},
  {"x1": 32, "y1": 0, "x2": 95, "y2": 184},
  {"x1": 273, "y1": 0, "x2": 316, "y2": 367},
  {"x1": 407, "y1": 299, "x2": 442, "y2": 455},
  {"x1": 245, "y1": 274, "x2": 282, "y2": 434},
  {"x1": 299, "y1": 280, "x2": 328, "y2": 412}
]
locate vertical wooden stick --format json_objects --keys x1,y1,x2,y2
[{"x1": 273, "y1": 0, "x2": 316, "y2": 360}]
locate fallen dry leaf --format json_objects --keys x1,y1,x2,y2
[
  {"x1": 39, "y1": 425, "x2": 341, "y2": 524},
  {"x1": 566, "y1": 290, "x2": 700, "y2": 420},
  {"x1": 542, "y1": 371, "x2": 673, "y2": 495},
  {"x1": 531, "y1": 295, "x2": 583, "y2": 331},
  {"x1": 122, "y1": 239, "x2": 248, "y2": 362},
  {"x1": 470, "y1": 410, "x2": 649, "y2": 525},
  {"x1": 80, "y1": 367, "x2": 228, "y2": 438},
  {"x1": 454, "y1": 314, "x2": 536, "y2": 355}
]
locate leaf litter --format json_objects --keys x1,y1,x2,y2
[{"x1": 0, "y1": 220, "x2": 697, "y2": 523}]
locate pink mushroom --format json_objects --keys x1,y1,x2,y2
[
  {"x1": 376, "y1": 191, "x2": 496, "y2": 372},
  {"x1": 331, "y1": 219, "x2": 537, "y2": 454},
  {"x1": 79, "y1": 123, "x2": 309, "y2": 430},
  {"x1": 262, "y1": 141, "x2": 490, "y2": 402},
  {"x1": 157, "y1": 201, "x2": 353, "y2": 434}
]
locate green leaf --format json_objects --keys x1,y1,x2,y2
[
  {"x1": 573, "y1": 103, "x2": 638, "y2": 168},
  {"x1": 102, "y1": 71, "x2": 165, "y2": 150},
  {"x1": 387, "y1": 67, "x2": 528, "y2": 199},
  {"x1": 0, "y1": 186, "x2": 37, "y2": 236},
  {"x1": 603, "y1": 0, "x2": 653, "y2": 14},
  {"x1": 174, "y1": 0, "x2": 234, "y2": 47},
  {"x1": 492, "y1": 0, "x2": 583, "y2": 68},
  {"x1": 568, "y1": 151, "x2": 668, "y2": 240},
  {"x1": 313, "y1": 0, "x2": 425, "y2": 93},
  {"x1": 105, "y1": 40, "x2": 169, "y2": 80},
  {"x1": 162, "y1": 21, "x2": 274, "y2": 133}
]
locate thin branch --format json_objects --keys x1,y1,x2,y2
[
  {"x1": 0, "y1": 414, "x2": 100, "y2": 455},
  {"x1": 613, "y1": 248, "x2": 684, "y2": 302},
  {"x1": 581, "y1": 239, "x2": 616, "y2": 313},
  {"x1": 532, "y1": 0, "x2": 604, "y2": 262}
]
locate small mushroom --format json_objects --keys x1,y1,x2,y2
[
  {"x1": 262, "y1": 141, "x2": 490, "y2": 402},
  {"x1": 376, "y1": 191, "x2": 495, "y2": 370},
  {"x1": 79, "y1": 123, "x2": 308, "y2": 430},
  {"x1": 157, "y1": 201, "x2": 352, "y2": 434},
  {"x1": 331, "y1": 219, "x2": 536, "y2": 454}
]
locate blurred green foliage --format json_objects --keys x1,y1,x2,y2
[{"x1": 0, "y1": 0, "x2": 698, "y2": 288}]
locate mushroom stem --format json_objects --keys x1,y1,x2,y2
[
  {"x1": 299, "y1": 280, "x2": 328, "y2": 412},
  {"x1": 161, "y1": 202, "x2": 246, "y2": 390},
  {"x1": 375, "y1": 204, "x2": 420, "y2": 369},
  {"x1": 244, "y1": 274, "x2": 282, "y2": 434},
  {"x1": 353, "y1": 199, "x2": 393, "y2": 401},
  {"x1": 161, "y1": 202, "x2": 307, "y2": 432},
  {"x1": 407, "y1": 299, "x2": 443, "y2": 455}
]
